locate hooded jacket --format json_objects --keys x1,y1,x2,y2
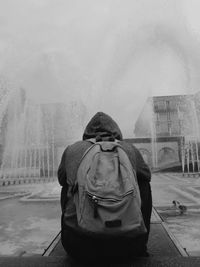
[
  {"x1": 82, "y1": 112, "x2": 123, "y2": 141},
  {"x1": 58, "y1": 112, "x2": 152, "y2": 260},
  {"x1": 58, "y1": 111, "x2": 151, "y2": 197}
]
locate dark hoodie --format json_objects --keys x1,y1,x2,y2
[
  {"x1": 58, "y1": 112, "x2": 152, "y2": 261},
  {"x1": 83, "y1": 112, "x2": 123, "y2": 140},
  {"x1": 58, "y1": 111, "x2": 151, "y2": 187}
]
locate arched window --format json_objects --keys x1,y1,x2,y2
[{"x1": 158, "y1": 147, "x2": 177, "y2": 166}]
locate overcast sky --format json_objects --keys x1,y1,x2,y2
[{"x1": 1, "y1": 0, "x2": 200, "y2": 137}]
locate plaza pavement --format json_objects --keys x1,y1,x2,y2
[
  {"x1": 151, "y1": 172, "x2": 200, "y2": 207},
  {"x1": 1, "y1": 172, "x2": 200, "y2": 266}
]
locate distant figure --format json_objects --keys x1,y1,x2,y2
[
  {"x1": 58, "y1": 112, "x2": 152, "y2": 263},
  {"x1": 172, "y1": 200, "x2": 187, "y2": 215}
]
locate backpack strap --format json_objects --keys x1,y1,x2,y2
[
  {"x1": 116, "y1": 141, "x2": 139, "y2": 180},
  {"x1": 72, "y1": 141, "x2": 98, "y2": 195},
  {"x1": 86, "y1": 138, "x2": 96, "y2": 144},
  {"x1": 120, "y1": 143, "x2": 136, "y2": 166}
]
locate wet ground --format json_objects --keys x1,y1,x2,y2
[
  {"x1": 151, "y1": 172, "x2": 200, "y2": 256},
  {"x1": 0, "y1": 173, "x2": 200, "y2": 256},
  {"x1": 0, "y1": 182, "x2": 61, "y2": 256}
]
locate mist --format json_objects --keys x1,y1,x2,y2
[{"x1": 0, "y1": 0, "x2": 200, "y2": 137}]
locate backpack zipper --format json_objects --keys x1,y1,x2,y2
[
  {"x1": 91, "y1": 195, "x2": 98, "y2": 218},
  {"x1": 87, "y1": 189, "x2": 134, "y2": 202},
  {"x1": 88, "y1": 190, "x2": 134, "y2": 219}
]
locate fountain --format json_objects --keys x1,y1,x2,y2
[
  {"x1": 149, "y1": 97, "x2": 158, "y2": 169},
  {"x1": 179, "y1": 95, "x2": 200, "y2": 177},
  {"x1": 0, "y1": 91, "x2": 55, "y2": 179},
  {"x1": 0, "y1": 76, "x2": 87, "y2": 181}
]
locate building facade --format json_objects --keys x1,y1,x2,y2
[{"x1": 132, "y1": 93, "x2": 200, "y2": 170}]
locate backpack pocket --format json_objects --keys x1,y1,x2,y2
[{"x1": 77, "y1": 190, "x2": 146, "y2": 236}]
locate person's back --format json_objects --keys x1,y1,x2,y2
[{"x1": 58, "y1": 112, "x2": 152, "y2": 263}]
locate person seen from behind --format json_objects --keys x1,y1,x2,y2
[{"x1": 58, "y1": 112, "x2": 152, "y2": 263}]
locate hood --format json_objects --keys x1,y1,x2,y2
[{"x1": 83, "y1": 112, "x2": 123, "y2": 141}]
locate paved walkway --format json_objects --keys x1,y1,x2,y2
[
  {"x1": 151, "y1": 172, "x2": 200, "y2": 207},
  {"x1": 1, "y1": 209, "x2": 200, "y2": 266},
  {"x1": 47, "y1": 209, "x2": 186, "y2": 258},
  {"x1": 2, "y1": 256, "x2": 200, "y2": 267},
  {"x1": 2, "y1": 173, "x2": 200, "y2": 266}
]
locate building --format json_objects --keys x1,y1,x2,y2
[{"x1": 131, "y1": 93, "x2": 200, "y2": 170}]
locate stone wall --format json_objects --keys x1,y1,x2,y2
[{"x1": 125, "y1": 137, "x2": 182, "y2": 169}]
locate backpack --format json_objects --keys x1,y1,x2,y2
[{"x1": 72, "y1": 139, "x2": 147, "y2": 237}]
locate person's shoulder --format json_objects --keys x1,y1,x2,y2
[
  {"x1": 119, "y1": 140, "x2": 137, "y2": 151},
  {"x1": 66, "y1": 140, "x2": 91, "y2": 155},
  {"x1": 68, "y1": 140, "x2": 86, "y2": 148}
]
